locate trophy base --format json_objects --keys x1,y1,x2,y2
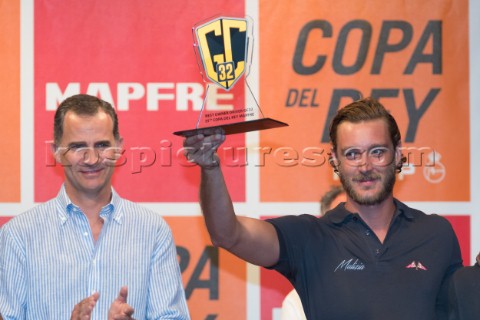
[{"x1": 173, "y1": 118, "x2": 288, "y2": 137}]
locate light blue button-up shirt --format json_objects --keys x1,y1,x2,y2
[{"x1": 0, "y1": 186, "x2": 190, "y2": 319}]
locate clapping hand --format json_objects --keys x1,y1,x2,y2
[
  {"x1": 71, "y1": 292, "x2": 100, "y2": 320},
  {"x1": 108, "y1": 286, "x2": 135, "y2": 320}
]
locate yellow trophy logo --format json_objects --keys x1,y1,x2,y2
[{"x1": 195, "y1": 17, "x2": 248, "y2": 90}]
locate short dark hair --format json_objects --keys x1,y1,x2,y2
[
  {"x1": 53, "y1": 94, "x2": 120, "y2": 145},
  {"x1": 329, "y1": 97, "x2": 405, "y2": 172}
]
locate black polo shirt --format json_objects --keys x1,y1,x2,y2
[
  {"x1": 449, "y1": 264, "x2": 480, "y2": 320},
  {"x1": 267, "y1": 199, "x2": 462, "y2": 320}
]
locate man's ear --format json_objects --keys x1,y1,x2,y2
[
  {"x1": 109, "y1": 137, "x2": 125, "y2": 162},
  {"x1": 329, "y1": 147, "x2": 340, "y2": 172},
  {"x1": 51, "y1": 141, "x2": 61, "y2": 163},
  {"x1": 116, "y1": 137, "x2": 124, "y2": 149},
  {"x1": 395, "y1": 143, "x2": 403, "y2": 167}
]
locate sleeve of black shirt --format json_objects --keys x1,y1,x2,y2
[{"x1": 436, "y1": 217, "x2": 463, "y2": 320}]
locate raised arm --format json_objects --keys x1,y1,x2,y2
[{"x1": 184, "y1": 130, "x2": 279, "y2": 267}]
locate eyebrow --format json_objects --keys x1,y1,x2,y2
[
  {"x1": 94, "y1": 140, "x2": 112, "y2": 146},
  {"x1": 341, "y1": 144, "x2": 390, "y2": 153},
  {"x1": 66, "y1": 140, "x2": 112, "y2": 148},
  {"x1": 66, "y1": 141, "x2": 87, "y2": 148}
]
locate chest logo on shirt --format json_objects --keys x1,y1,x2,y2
[
  {"x1": 405, "y1": 261, "x2": 428, "y2": 271},
  {"x1": 334, "y1": 258, "x2": 366, "y2": 272}
]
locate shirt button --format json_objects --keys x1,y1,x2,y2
[
  {"x1": 375, "y1": 249, "x2": 381, "y2": 255},
  {"x1": 83, "y1": 232, "x2": 88, "y2": 237},
  {"x1": 365, "y1": 230, "x2": 371, "y2": 236}
]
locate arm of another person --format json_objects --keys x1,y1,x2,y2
[
  {"x1": 184, "y1": 131, "x2": 279, "y2": 267},
  {"x1": 281, "y1": 290, "x2": 307, "y2": 320}
]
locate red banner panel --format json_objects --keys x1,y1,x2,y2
[
  {"x1": 445, "y1": 215, "x2": 471, "y2": 266},
  {"x1": 0, "y1": 216, "x2": 13, "y2": 227},
  {"x1": 34, "y1": 0, "x2": 246, "y2": 202}
]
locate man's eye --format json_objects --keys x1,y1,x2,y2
[
  {"x1": 68, "y1": 144, "x2": 84, "y2": 150},
  {"x1": 370, "y1": 148, "x2": 386, "y2": 158},
  {"x1": 96, "y1": 143, "x2": 109, "y2": 148},
  {"x1": 344, "y1": 150, "x2": 361, "y2": 160}
]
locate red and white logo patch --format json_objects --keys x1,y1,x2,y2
[{"x1": 406, "y1": 261, "x2": 428, "y2": 271}]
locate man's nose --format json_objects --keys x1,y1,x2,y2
[
  {"x1": 357, "y1": 154, "x2": 374, "y2": 171},
  {"x1": 82, "y1": 148, "x2": 100, "y2": 165}
]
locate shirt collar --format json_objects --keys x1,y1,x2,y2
[
  {"x1": 327, "y1": 198, "x2": 414, "y2": 225},
  {"x1": 55, "y1": 185, "x2": 124, "y2": 225}
]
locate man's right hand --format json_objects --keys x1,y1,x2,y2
[
  {"x1": 183, "y1": 128, "x2": 226, "y2": 169},
  {"x1": 108, "y1": 286, "x2": 135, "y2": 320},
  {"x1": 70, "y1": 292, "x2": 100, "y2": 320}
]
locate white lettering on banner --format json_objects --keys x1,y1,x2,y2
[
  {"x1": 118, "y1": 83, "x2": 145, "y2": 110},
  {"x1": 45, "y1": 82, "x2": 234, "y2": 111},
  {"x1": 206, "y1": 86, "x2": 234, "y2": 111},
  {"x1": 46, "y1": 83, "x2": 80, "y2": 108},
  {"x1": 174, "y1": 83, "x2": 203, "y2": 111},
  {"x1": 87, "y1": 83, "x2": 115, "y2": 105},
  {"x1": 146, "y1": 83, "x2": 175, "y2": 111}
]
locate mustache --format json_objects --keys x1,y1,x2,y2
[{"x1": 352, "y1": 173, "x2": 381, "y2": 182}]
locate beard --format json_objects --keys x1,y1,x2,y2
[{"x1": 339, "y1": 163, "x2": 396, "y2": 206}]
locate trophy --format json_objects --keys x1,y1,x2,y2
[{"x1": 173, "y1": 16, "x2": 288, "y2": 137}]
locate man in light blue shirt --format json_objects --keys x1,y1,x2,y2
[{"x1": 0, "y1": 94, "x2": 190, "y2": 319}]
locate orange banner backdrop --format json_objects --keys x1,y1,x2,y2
[
  {"x1": 0, "y1": 0, "x2": 21, "y2": 202},
  {"x1": 166, "y1": 217, "x2": 247, "y2": 320},
  {"x1": 259, "y1": 0, "x2": 469, "y2": 202}
]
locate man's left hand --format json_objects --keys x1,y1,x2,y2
[{"x1": 108, "y1": 286, "x2": 135, "y2": 320}]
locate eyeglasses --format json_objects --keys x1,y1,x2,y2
[
  {"x1": 340, "y1": 146, "x2": 394, "y2": 167},
  {"x1": 57, "y1": 145, "x2": 122, "y2": 163}
]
